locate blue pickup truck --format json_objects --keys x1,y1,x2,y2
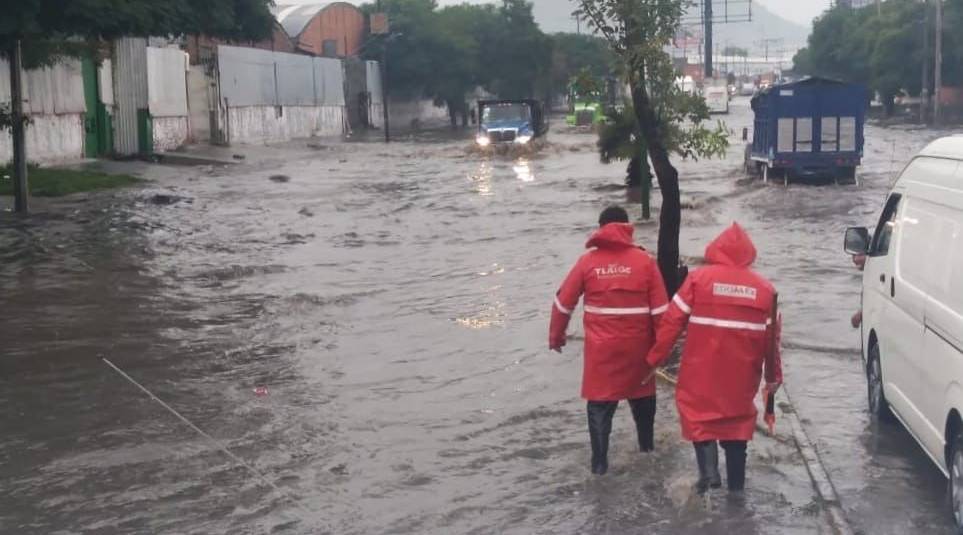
[
  {"x1": 475, "y1": 99, "x2": 548, "y2": 147},
  {"x1": 747, "y1": 77, "x2": 867, "y2": 184}
]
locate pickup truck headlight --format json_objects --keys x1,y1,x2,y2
[
  {"x1": 515, "y1": 135, "x2": 533, "y2": 145},
  {"x1": 476, "y1": 135, "x2": 491, "y2": 147}
]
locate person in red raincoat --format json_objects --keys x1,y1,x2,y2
[
  {"x1": 645, "y1": 223, "x2": 782, "y2": 493},
  {"x1": 550, "y1": 206, "x2": 669, "y2": 475}
]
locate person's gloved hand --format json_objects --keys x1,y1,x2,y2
[{"x1": 549, "y1": 333, "x2": 566, "y2": 353}]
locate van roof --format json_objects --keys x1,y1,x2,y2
[{"x1": 919, "y1": 135, "x2": 963, "y2": 160}]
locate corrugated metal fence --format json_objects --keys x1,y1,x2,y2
[
  {"x1": 217, "y1": 45, "x2": 345, "y2": 108},
  {"x1": 0, "y1": 59, "x2": 86, "y2": 114}
]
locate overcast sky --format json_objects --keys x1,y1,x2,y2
[
  {"x1": 756, "y1": 0, "x2": 832, "y2": 26},
  {"x1": 283, "y1": 0, "x2": 834, "y2": 27}
]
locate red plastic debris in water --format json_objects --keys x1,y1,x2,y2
[{"x1": 253, "y1": 387, "x2": 269, "y2": 397}]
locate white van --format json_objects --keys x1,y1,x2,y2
[
  {"x1": 703, "y1": 79, "x2": 730, "y2": 114},
  {"x1": 845, "y1": 135, "x2": 963, "y2": 528}
]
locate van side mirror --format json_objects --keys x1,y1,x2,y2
[{"x1": 844, "y1": 227, "x2": 871, "y2": 255}]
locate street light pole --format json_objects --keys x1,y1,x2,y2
[
  {"x1": 704, "y1": 0, "x2": 713, "y2": 79},
  {"x1": 381, "y1": 43, "x2": 390, "y2": 143},
  {"x1": 934, "y1": 0, "x2": 943, "y2": 125},
  {"x1": 921, "y1": 3, "x2": 930, "y2": 124},
  {"x1": 9, "y1": 39, "x2": 29, "y2": 214}
]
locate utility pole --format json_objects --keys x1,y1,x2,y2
[
  {"x1": 921, "y1": 2, "x2": 930, "y2": 124},
  {"x1": 375, "y1": 0, "x2": 391, "y2": 142},
  {"x1": 9, "y1": 40, "x2": 29, "y2": 213},
  {"x1": 934, "y1": 0, "x2": 943, "y2": 125},
  {"x1": 381, "y1": 45, "x2": 390, "y2": 143},
  {"x1": 704, "y1": 0, "x2": 713, "y2": 79}
]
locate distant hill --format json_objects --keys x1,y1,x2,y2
[{"x1": 529, "y1": 0, "x2": 810, "y2": 51}]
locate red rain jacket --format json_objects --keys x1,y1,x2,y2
[
  {"x1": 550, "y1": 223, "x2": 669, "y2": 401},
  {"x1": 646, "y1": 223, "x2": 783, "y2": 442}
]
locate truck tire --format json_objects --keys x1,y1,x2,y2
[
  {"x1": 867, "y1": 342, "x2": 895, "y2": 422},
  {"x1": 948, "y1": 430, "x2": 963, "y2": 533}
]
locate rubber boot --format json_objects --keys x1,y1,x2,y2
[
  {"x1": 587, "y1": 402, "x2": 617, "y2": 475},
  {"x1": 628, "y1": 397, "x2": 656, "y2": 452},
  {"x1": 693, "y1": 441, "x2": 722, "y2": 494},
  {"x1": 721, "y1": 441, "x2": 748, "y2": 492}
]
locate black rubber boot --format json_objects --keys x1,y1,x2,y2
[
  {"x1": 628, "y1": 397, "x2": 656, "y2": 452},
  {"x1": 721, "y1": 441, "x2": 748, "y2": 492},
  {"x1": 587, "y1": 402, "x2": 618, "y2": 475},
  {"x1": 693, "y1": 441, "x2": 722, "y2": 493}
]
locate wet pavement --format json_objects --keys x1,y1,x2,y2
[{"x1": 0, "y1": 99, "x2": 958, "y2": 534}]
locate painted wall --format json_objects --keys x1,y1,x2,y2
[
  {"x1": 0, "y1": 115, "x2": 84, "y2": 164},
  {"x1": 147, "y1": 47, "x2": 190, "y2": 151},
  {"x1": 228, "y1": 106, "x2": 344, "y2": 144},
  {"x1": 0, "y1": 58, "x2": 86, "y2": 164},
  {"x1": 217, "y1": 46, "x2": 347, "y2": 145},
  {"x1": 370, "y1": 98, "x2": 450, "y2": 131}
]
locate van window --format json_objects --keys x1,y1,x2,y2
[{"x1": 871, "y1": 194, "x2": 902, "y2": 256}]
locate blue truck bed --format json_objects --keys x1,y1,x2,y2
[{"x1": 749, "y1": 77, "x2": 867, "y2": 183}]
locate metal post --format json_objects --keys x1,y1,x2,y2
[
  {"x1": 9, "y1": 40, "x2": 29, "y2": 213},
  {"x1": 381, "y1": 44, "x2": 390, "y2": 143},
  {"x1": 921, "y1": 3, "x2": 930, "y2": 124},
  {"x1": 934, "y1": 0, "x2": 943, "y2": 125},
  {"x1": 704, "y1": 0, "x2": 713, "y2": 79}
]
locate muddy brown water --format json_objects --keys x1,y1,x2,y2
[{"x1": 0, "y1": 100, "x2": 957, "y2": 533}]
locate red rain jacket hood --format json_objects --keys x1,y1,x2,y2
[
  {"x1": 646, "y1": 223, "x2": 783, "y2": 442},
  {"x1": 586, "y1": 222, "x2": 636, "y2": 250},
  {"x1": 550, "y1": 223, "x2": 669, "y2": 401},
  {"x1": 704, "y1": 223, "x2": 757, "y2": 268}
]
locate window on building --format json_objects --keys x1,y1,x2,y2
[{"x1": 322, "y1": 40, "x2": 338, "y2": 57}]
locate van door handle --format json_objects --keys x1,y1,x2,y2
[
  {"x1": 880, "y1": 274, "x2": 886, "y2": 284},
  {"x1": 891, "y1": 278, "x2": 896, "y2": 298}
]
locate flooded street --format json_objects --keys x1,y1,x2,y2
[{"x1": 0, "y1": 99, "x2": 957, "y2": 534}]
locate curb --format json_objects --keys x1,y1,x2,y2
[{"x1": 782, "y1": 386, "x2": 855, "y2": 535}]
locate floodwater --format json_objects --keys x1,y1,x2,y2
[{"x1": 0, "y1": 100, "x2": 956, "y2": 534}]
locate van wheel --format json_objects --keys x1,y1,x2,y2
[
  {"x1": 949, "y1": 432, "x2": 963, "y2": 532},
  {"x1": 868, "y1": 342, "x2": 895, "y2": 422}
]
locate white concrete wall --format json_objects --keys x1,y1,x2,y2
[
  {"x1": 370, "y1": 98, "x2": 449, "y2": 130},
  {"x1": 152, "y1": 116, "x2": 190, "y2": 151},
  {"x1": 227, "y1": 105, "x2": 344, "y2": 144},
  {"x1": 0, "y1": 58, "x2": 86, "y2": 164},
  {"x1": 0, "y1": 114, "x2": 84, "y2": 164}
]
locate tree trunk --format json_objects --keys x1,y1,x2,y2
[
  {"x1": 631, "y1": 83, "x2": 681, "y2": 295},
  {"x1": 626, "y1": 156, "x2": 642, "y2": 187},
  {"x1": 641, "y1": 169, "x2": 651, "y2": 221},
  {"x1": 882, "y1": 93, "x2": 895, "y2": 118},
  {"x1": 447, "y1": 101, "x2": 458, "y2": 128}
]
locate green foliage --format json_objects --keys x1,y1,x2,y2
[
  {"x1": 0, "y1": 165, "x2": 141, "y2": 197},
  {"x1": 792, "y1": 0, "x2": 963, "y2": 113},
  {"x1": 552, "y1": 33, "x2": 617, "y2": 94},
  {"x1": 578, "y1": 0, "x2": 729, "y2": 163},
  {"x1": 362, "y1": 0, "x2": 611, "y2": 111},
  {"x1": 571, "y1": 69, "x2": 603, "y2": 98}
]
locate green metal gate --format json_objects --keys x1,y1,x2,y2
[{"x1": 81, "y1": 57, "x2": 113, "y2": 158}]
